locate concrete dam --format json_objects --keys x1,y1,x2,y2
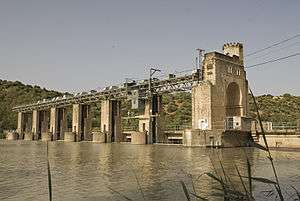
[{"x1": 9, "y1": 43, "x2": 253, "y2": 147}]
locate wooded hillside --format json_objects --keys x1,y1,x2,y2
[
  {"x1": 0, "y1": 80, "x2": 62, "y2": 135},
  {"x1": 0, "y1": 79, "x2": 299, "y2": 136}
]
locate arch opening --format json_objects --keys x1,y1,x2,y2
[{"x1": 225, "y1": 82, "x2": 241, "y2": 116}]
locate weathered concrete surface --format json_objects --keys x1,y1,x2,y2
[
  {"x1": 192, "y1": 81, "x2": 212, "y2": 130},
  {"x1": 92, "y1": 131, "x2": 106, "y2": 143},
  {"x1": 17, "y1": 112, "x2": 24, "y2": 136},
  {"x1": 101, "y1": 100, "x2": 111, "y2": 142},
  {"x1": 131, "y1": 132, "x2": 147, "y2": 144},
  {"x1": 50, "y1": 107, "x2": 58, "y2": 140},
  {"x1": 40, "y1": 110, "x2": 50, "y2": 134},
  {"x1": 138, "y1": 96, "x2": 165, "y2": 144},
  {"x1": 64, "y1": 132, "x2": 75, "y2": 142},
  {"x1": 101, "y1": 100, "x2": 122, "y2": 143},
  {"x1": 183, "y1": 129, "x2": 252, "y2": 147},
  {"x1": 57, "y1": 108, "x2": 66, "y2": 140},
  {"x1": 31, "y1": 110, "x2": 40, "y2": 139},
  {"x1": 83, "y1": 105, "x2": 92, "y2": 141},
  {"x1": 41, "y1": 132, "x2": 52, "y2": 141},
  {"x1": 183, "y1": 129, "x2": 222, "y2": 147},
  {"x1": 259, "y1": 135, "x2": 300, "y2": 148},
  {"x1": 221, "y1": 131, "x2": 252, "y2": 147},
  {"x1": 24, "y1": 132, "x2": 33, "y2": 140},
  {"x1": 18, "y1": 132, "x2": 24, "y2": 140},
  {"x1": 6, "y1": 131, "x2": 18, "y2": 140},
  {"x1": 72, "y1": 104, "x2": 82, "y2": 142},
  {"x1": 138, "y1": 100, "x2": 150, "y2": 136}
]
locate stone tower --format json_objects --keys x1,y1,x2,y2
[{"x1": 187, "y1": 43, "x2": 250, "y2": 147}]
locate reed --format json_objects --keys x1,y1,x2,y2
[
  {"x1": 249, "y1": 88, "x2": 284, "y2": 200},
  {"x1": 107, "y1": 186, "x2": 133, "y2": 201},
  {"x1": 46, "y1": 141, "x2": 52, "y2": 201}
]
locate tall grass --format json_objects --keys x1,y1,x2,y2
[
  {"x1": 46, "y1": 141, "x2": 52, "y2": 201},
  {"x1": 249, "y1": 88, "x2": 283, "y2": 200},
  {"x1": 176, "y1": 89, "x2": 299, "y2": 200}
]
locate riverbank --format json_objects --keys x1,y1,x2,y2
[{"x1": 258, "y1": 134, "x2": 300, "y2": 148}]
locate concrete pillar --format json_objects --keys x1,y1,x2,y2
[
  {"x1": 139, "y1": 95, "x2": 164, "y2": 144},
  {"x1": 17, "y1": 112, "x2": 24, "y2": 136},
  {"x1": 58, "y1": 108, "x2": 66, "y2": 140},
  {"x1": 83, "y1": 105, "x2": 92, "y2": 141},
  {"x1": 24, "y1": 132, "x2": 33, "y2": 140},
  {"x1": 6, "y1": 131, "x2": 18, "y2": 140},
  {"x1": 72, "y1": 104, "x2": 82, "y2": 142},
  {"x1": 192, "y1": 82, "x2": 213, "y2": 130},
  {"x1": 100, "y1": 100, "x2": 122, "y2": 143},
  {"x1": 131, "y1": 131, "x2": 147, "y2": 144},
  {"x1": 50, "y1": 107, "x2": 58, "y2": 140},
  {"x1": 41, "y1": 132, "x2": 52, "y2": 141},
  {"x1": 64, "y1": 131, "x2": 76, "y2": 142},
  {"x1": 17, "y1": 112, "x2": 23, "y2": 133},
  {"x1": 139, "y1": 100, "x2": 150, "y2": 142},
  {"x1": 41, "y1": 110, "x2": 50, "y2": 141},
  {"x1": 92, "y1": 131, "x2": 106, "y2": 142},
  {"x1": 32, "y1": 110, "x2": 40, "y2": 140}
]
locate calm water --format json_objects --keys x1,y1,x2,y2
[{"x1": 0, "y1": 140, "x2": 300, "y2": 201}]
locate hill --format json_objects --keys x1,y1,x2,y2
[
  {"x1": 162, "y1": 92, "x2": 300, "y2": 127},
  {"x1": 0, "y1": 80, "x2": 63, "y2": 136},
  {"x1": 248, "y1": 93, "x2": 300, "y2": 124}
]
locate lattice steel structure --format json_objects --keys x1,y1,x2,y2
[{"x1": 13, "y1": 70, "x2": 201, "y2": 112}]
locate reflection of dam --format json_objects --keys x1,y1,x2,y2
[
  {"x1": 5, "y1": 140, "x2": 298, "y2": 200},
  {"x1": 11, "y1": 43, "x2": 253, "y2": 147}
]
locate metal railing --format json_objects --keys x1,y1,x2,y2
[{"x1": 164, "y1": 124, "x2": 191, "y2": 131}]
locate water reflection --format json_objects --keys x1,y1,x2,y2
[{"x1": 0, "y1": 141, "x2": 299, "y2": 201}]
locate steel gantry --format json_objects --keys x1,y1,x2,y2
[{"x1": 12, "y1": 70, "x2": 201, "y2": 112}]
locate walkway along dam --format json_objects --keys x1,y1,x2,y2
[{"x1": 9, "y1": 43, "x2": 254, "y2": 147}]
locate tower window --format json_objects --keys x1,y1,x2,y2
[
  {"x1": 207, "y1": 64, "x2": 213, "y2": 69},
  {"x1": 227, "y1": 66, "x2": 233, "y2": 74}
]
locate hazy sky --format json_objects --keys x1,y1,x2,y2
[{"x1": 0, "y1": 0, "x2": 299, "y2": 95}]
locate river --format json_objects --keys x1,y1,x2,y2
[{"x1": 0, "y1": 140, "x2": 299, "y2": 201}]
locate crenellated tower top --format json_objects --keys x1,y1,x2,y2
[{"x1": 223, "y1": 42, "x2": 244, "y2": 65}]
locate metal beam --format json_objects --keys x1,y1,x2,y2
[{"x1": 12, "y1": 71, "x2": 201, "y2": 112}]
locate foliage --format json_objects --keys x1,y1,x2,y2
[
  {"x1": 0, "y1": 79, "x2": 63, "y2": 135},
  {"x1": 162, "y1": 92, "x2": 192, "y2": 128},
  {"x1": 248, "y1": 94, "x2": 300, "y2": 124}
]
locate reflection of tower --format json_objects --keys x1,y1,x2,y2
[{"x1": 210, "y1": 148, "x2": 255, "y2": 195}]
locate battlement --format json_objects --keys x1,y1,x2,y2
[
  {"x1": 222, "y1": 42, "x2": 244, "y2": 65},
  {"x1": 223, "y1": 42, "x2": 243, "y2": 49}
]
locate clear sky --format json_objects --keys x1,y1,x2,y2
[{"x1": 0, "y1": 0, "x2": 299, "y2": 95}]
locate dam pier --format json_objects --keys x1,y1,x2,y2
[{"x1": 9, "y1": 43, "x2": 254, "y2": 147}]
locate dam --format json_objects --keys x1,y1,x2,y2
[{"x1": 10, "y1": 43, "x2": 253, "y2": 147}]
